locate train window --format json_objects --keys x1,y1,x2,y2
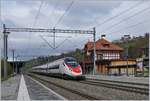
[
  {"x1": 65, "y1": 58, "x2": 78, "y2": 68},
  {"x1": 51, "y1": 65, "x2": 59, "y2": 69},
  {"x1": 63, "y1": 63, "x2": 65, "y2": 66}
]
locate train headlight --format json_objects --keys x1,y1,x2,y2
[{"x1": 69, "y1": 68, "x2": 72, "y2": 71}]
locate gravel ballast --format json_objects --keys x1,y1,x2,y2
[{"x1": 30, "y1": 74, "x2": 149, "y2": 100}]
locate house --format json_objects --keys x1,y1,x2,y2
[
  {"x1": 136, "y1": 44, "x2": 149, "y2": 77},
  {"x1": 82, "y1": 36, "x2": 136, "y2": 76}
]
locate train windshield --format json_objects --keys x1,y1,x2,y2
[{"x1": 65, "y1": 58, "x2": 78, "y2": 68}]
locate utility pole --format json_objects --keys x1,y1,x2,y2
[
  {"x1": 15, "y1": 56, "x2": 18, "y2": 74},
  {"x1": 11, "y1": 49, "x2": 15, "y2": 74},
  {"x1": 3, "y1": 24, "x2": 9, "y2": 79},
  {"x1": 93, "y1": 27, "x2": 96, "y2": 75},
  {"x1": 126, "y1": 45, "x2": 129, "y2": 76},
  {"x1": 83, "y1": 50, "x2": 85, "y2": 74},
  {"x1": 124, "y1": 35, "x2": 129, "y2": 76},
  {"x1": 47, "y1": 56, "x2": 49, "y2": 73},
  {"x1": 53, "y1": 27, "x2": 56, "y2": 49}
]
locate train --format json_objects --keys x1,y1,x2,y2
[{"x1": 31, "y1": 57, "x2": 85, "y2": 80}]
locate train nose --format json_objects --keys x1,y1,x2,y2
[
  {"x1": 74, "y1": 69, "x2": 80, "y2": 72},
  {"x1": 73, "y1": 68, "x2": 81, "y2": 73}
]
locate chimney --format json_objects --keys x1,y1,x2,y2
[{"x1": 101, "y1": 34, "x2": 106, "y2": 39}]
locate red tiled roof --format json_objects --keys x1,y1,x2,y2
[{"x1": 84, "y1": 38, "x2": 123, "y2": 51}]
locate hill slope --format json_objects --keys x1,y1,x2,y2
[{"x1": 113, "y1": 34, "x2": 149, "y2": 59}]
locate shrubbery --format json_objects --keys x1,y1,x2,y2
[{"x1": 1, "y1": 59, "x2": 13, "y2": 80}]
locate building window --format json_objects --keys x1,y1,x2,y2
[
  {"x1": 98, "y1": 52, "x2": 120, "y2": 60},
  {"x1": 97, "y1": 54, "x2": 103, "y2": 60},
  {"x1": 103, "y1": 43, "x2": 109, "y2": 48}
]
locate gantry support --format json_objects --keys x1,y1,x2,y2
[{"x1": 3, "y1": 24, "x2": 96, "y2": 78}]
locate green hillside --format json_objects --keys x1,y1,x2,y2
[
  {"x1": 1, "y1": 59, "x2": 13, "y2": 81},
  {"x1": 113, "y1": 33, "x2": 149, "y2": 59}
]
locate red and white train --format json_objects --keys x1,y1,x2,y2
[{"x1": 31, "y1": 57, "x2": 85, "y2": 79}]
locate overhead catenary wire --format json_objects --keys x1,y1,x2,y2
[
  {"x1": 41, "y1": 1, "x2": 74, "y2": 51},
  {"x1": 39, "y1": 35, "x2": 54, "y2": 49},
  {"x1": 43, "y1": 0, "x2": 60, "y2": 27},
  {"x1": 107, "y1": 19, "x2": 150, "y2": 35},
  {"x1": 0, "y1": 0, "x2": 4, "y2": 25},
  {"x1": 47, "y1": 0, "x2": 60, "y2": 27},
  {"x1": 100, "y1": 6, "x2": 150, "y2": 33},
  {"x1": 27, "y1": 0, "x2": 44, "y2": 54},
  {"x1": 54, "y1": 1, "x2": 74, "y2": 28},
  {"x1": 0, "y1": 19, "x2": 4, "y2": 25},
  {"x1": 33, "y1": 0, "x2": 44, "y2": 27},
  {"x1": 64, "y1": 36, "x2": 93, "y2": 49},
  {"x1": 25, "y1": 0, "x2": 44, "y2": 61},
  {"x1": 93, "y1": 1, "x2": 143, "y2": 28},
  {"x1": 55, "y1": 38, "x2": 69, "y2": 49},
  {"x1": 5, "y1": 1, "x2": 149, "y2": 59}
]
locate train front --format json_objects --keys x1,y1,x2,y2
[{"x1": 64, "y1": 57, "x2": 85, "y2": 80}]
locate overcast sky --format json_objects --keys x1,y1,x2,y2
[{"x1": 0, "y1": 0, "x2": 150, "y2": 60}]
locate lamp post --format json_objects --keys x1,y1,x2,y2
[
  {"x1": 11, "y1": 49, "x2": 15, "y2": 74},
  {"x1": 126, "y1": 46, "x2": 129, "y2": 76},
  {"x1": 3, "y1": 24, "x2": 10, "y2": 79},
  {"x1": 15, "y1": 55, "x2": 19, "y2": 74},
  {"x1": 93, "y1": 27, "x2": 96, "y2": 75},
  {"x1": 124, "y1": 35, "x2": 130, "y2": 76},
  {"x1": 47, "y1": 55, "x2": 50, "y2": 73}
]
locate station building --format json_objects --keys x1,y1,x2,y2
[{"x1": 82, "y1": 36, "x2": 136, "y2": 76}]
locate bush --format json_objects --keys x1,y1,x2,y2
[{"x1": 1, "y1": 59, "x2": 13, "y2": 79}]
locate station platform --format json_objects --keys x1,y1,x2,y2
[
  {"x1": 85, "y1": 75, "x2": 149, "y2": 84},
  {"x1": 1, "y1": 74, "x2": 21, "y2": 100},
  {"x1": 17, "y1": 75, "x2": 30, "y2": 100},
  {"x1": 1, "y1": 74, "x2": 66, "y2": 100}
]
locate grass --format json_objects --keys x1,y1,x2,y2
[{"x1": 1, "y1": 74, "x2": 13, "y2": 81}]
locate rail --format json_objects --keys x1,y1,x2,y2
[
  {"x1": 79, "y1": 79, "x2": 149, "y2": 95},
  {"x1": 28, "y1": 73, "x2": 100, "y2": 100}
]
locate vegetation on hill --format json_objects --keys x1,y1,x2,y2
[
  {"x1": 1, "y1": 59, "x2": 13, "y2": 81},
  {"x1": 113, "y1": 33, "x2": 149, "y2": 59}
]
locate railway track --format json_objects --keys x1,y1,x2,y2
[
  {"x1": 28, "y1": 73, "x2": 99, "y2": 100},
  {"x1": 87, "y1": 78, "x2": 149, "y2": 86},
  {"x1": 79, "y1": 79, "x2": 149, "y2": 95},
  {"x1": 28, "y1": 72, "x2": 149, "y2": 97}
]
